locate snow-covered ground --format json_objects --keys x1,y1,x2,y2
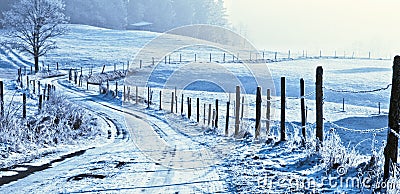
[{"x1": 0, "y1": 24, "x2": 397, "y2": 193}]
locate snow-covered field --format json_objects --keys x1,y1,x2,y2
[{"x1": 0, "y1": 24, "x2": 397, "y2": 193}]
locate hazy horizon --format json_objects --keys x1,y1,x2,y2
[{"x1": 225, "y1": 0, "x2": 400, "y2": 58}]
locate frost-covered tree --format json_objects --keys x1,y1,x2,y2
[
  {"x1": 172, "y1": 0, "x2": 195, "y2": 27},
  {"x1": 1, "y1": 0, "x2": 68, "y2": 73},
  {"x1": 208, "y1": 0, "x2": 228, "y2": 27}
]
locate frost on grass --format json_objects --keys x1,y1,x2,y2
[{"x1": 0, "y1": 92, "x2": 101, "y2": 167}]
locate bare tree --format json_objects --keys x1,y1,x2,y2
[{"x1": 1, "y1": 0, "x2": 68, "y2": 73}]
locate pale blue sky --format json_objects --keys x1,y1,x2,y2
[{"x1": 225, "y1": 0, "x2": 400, "y2": 58}]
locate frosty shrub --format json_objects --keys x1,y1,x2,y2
[
  {"x1": 320, "y1": 128, "x2": 359, "y2": 172},
  {"x1": 0, "y1": 92, "x2": 100, "y2": 156}
]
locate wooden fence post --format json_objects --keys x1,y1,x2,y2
[
  {"x1": 38, "y1": 81, "x2": 41, "y2": 95},
  {"x1": 127, "y1": 61, "x2": 130, "y2": 74},
  {"x1": 208, "y1": 104, "x2": 212, "y2": 126},
  {"x1": 20, "y1": 73, "x2": 23, "y2": 88},
  {"x1": 106, "y1": 80, "x2": 109, "y2": 92},
  {"x1": 56, "y1": 62, "x2": 59, "y2": 70},
  {"x1": 223, "y1": 53, "x2": 226, "y2": 63},
  {"x1": 195, "y1": 54, "x2": 197, "y2": 62},
  {"x1": 147, "y1": 87, "x2": 150, "y2": 108},
  {"x1": 115, "y1": 82, "x2": 118, "y2": 98},
  {"x1": 281, "y1": 77, "x2": 286, "y2": 141},
  {"x1": 203, "y1": 103, "x2": 206, "y2": 124},
  {"x1": 209, "y1": 53, "x2": 212, "y2": 62},
  {"x1": 300, "y1": 78, "x2": 306, "y2": 141},
  {"x1": 127, "y1": 87, "x2": 130, "y2": 101},
  {"x1": 342, "y1": 98, "x2": 345, "y2": 112},
  {"x1": 255, "y1": 86, "x2": 262, "y2": 139},
  {"x1": 225, "y1": 100, "x2": 230, "y2": 136},
  {"x1": 123, "y1": 86, "x2": 126, "y2": 101},
  {"x1": 140, "y1": 60, "x2": 142, "y2": 69},
  {"x1": 187, "y1": 97, "x2": 191, "y2": 119},
  {"x1": 165, "y1": 56, "x2": 167, "y2": 64},
  {"x1": 384, "y1": 56, "x2": 400, "y2": 181},
  {"x1": 0, "y1": 81, "x2": 3, "y2": 116},
  {"x1": 197, "y1": 98, "x2": 200, "y2": 123},
  {"x1": 152, "y1": 57, "x2": 155, "y2": 66},
  {"x1": 114, "y1": 63, "x2": 116, "y2": 72},
  {"x1": 136, "y1": 86, "x2": 138, "y2": 104},
  {"x1": 38, "y1": 94, "x2": 43, "y2": 112},
  {"x1": 22, "y1": 93, "x2": 26, "y2": 119},
  {"x1": 159, "y1": 90, "x2": 162, "y2": 110},
  {"x1": 102, "y1": 65, "x2": 105, "y2": 74},
  {"x1": 171, "y1": 92, "x2": 174, "y2": 113},
  {"x1": 181, "y1": 94, "x2": 184, "y2": 116},
  {"x1": 235, "y1": 86, "x2": 240, "y2": 136},
  {"x1": 316, "y1": 66, "x2": 324, "y2": 146},
  {"x1": 179, "y1": 54, "x2": 182, "y2": 63},
  {"x1": 241, "y1": 96, "x2": 244, "y2": 120},
  {"x1": 26, "y1": 76, "x2": 29, "y2": 90},
  {"x1": 266, "y1": 89, "x2": 271, "y2": 136},
  {"x1": 175, "y1": 94, "x2": 178, "y2": 113},
  {"x1": 74, "y1": 71, "x2": 77, "y2": 85},
  {"x1": 32, "y1": 80, "x2": 35, "y2": 94},
  {"x1": 212, "y1": 109, "x2": 216, "y2": 128},
  {"x1": 379, "y1": 102, "x2": 381, "y2": 114},
  {"x1": 215, "y1": 99, "x2": 219, "y2": 128},
  {"x1": 47, "y1": 84, "x2": 51, "y2": 100}
]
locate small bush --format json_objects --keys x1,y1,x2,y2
[{"x1": 0, "y1": 92, "x2": 101, "y2": 160}]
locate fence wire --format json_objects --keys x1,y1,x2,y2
[
  {"x1": 327, "y1": 121, "x2": 388, "y2": 134},
  {"x1": 323, "y1": 84, "x2": 392, "y2": 94}
]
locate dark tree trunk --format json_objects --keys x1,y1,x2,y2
[{"x1": 34, "y1": 54, "x2": 39, "y2": 73}]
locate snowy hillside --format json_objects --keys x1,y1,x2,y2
[{"x1": 0, "y1": 24, "x2": 397, "y2": 193}]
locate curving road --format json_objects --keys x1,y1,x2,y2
[{"x1": 0, "y1": 75, "x2": 228, "y2": 193}]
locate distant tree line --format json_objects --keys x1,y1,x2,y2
[{"x1": 0, "y1": 0, "x2": 228, "y2": 31}]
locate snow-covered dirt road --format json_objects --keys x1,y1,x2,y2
[{"x1": 0, "y1": 75, "x2": 228, "y2": 193}]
